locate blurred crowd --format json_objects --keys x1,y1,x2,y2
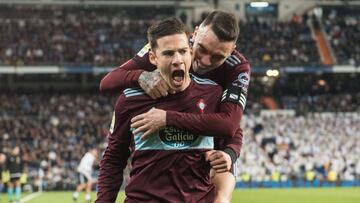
[
  {"x1": 238, "y1": 17, "x2": 321, "y2": 67},
  {"x1": 322, "y1": 8, "x2": 360, "y2": 66},
  {"x1": 0, "y1": 5, "x2": 336, "y2": 68},
  {"x1": 1, "y1": 92, "x2": 359, "y2": 189},
  {"x1": 238, "y1": 112, "x2": 360, "y2": 183},
  {"x1": 281, "y1": 93, "x2": 360, "y2": 113},
  {"x1": 0, "y1": 6, "x2": 163, "y2": 67},
  {"x1": 0, "y1": 93, "x2": 115, "y2": 190}
]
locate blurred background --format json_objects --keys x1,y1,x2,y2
[{"x1": 0, "y1": 0, "x2": 359, "y2": 202}]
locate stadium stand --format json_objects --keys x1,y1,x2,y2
[{"x1": 322, "y1": 7, "x2": 360, "y2": 66}]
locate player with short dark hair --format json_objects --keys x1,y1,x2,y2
[
  {"x1": 99, "y1": 10, "x2": 250, "y2": 203},
  {"x1": 96, "y1": 17, "x2": 228, "y2": 203}
]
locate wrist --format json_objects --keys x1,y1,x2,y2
[{"x1": 223, "y1": 148, "x2": 237, "y2": 165}]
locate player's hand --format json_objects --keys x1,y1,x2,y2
[
  {"x1": 138, "y1": 70, "x2": 174, "y2": 99},
  {"x1": 131, "y1": 108, "x2": 166, "y2": 140},
  {"x1": 205, "y1": 150, "x2": 232, "y2": 173}
]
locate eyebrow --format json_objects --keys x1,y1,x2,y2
[
  {"x1": 198, "y1": 43, "x2": 226, "y2": 59},
  {"x1": 161, "y1": 47, "x2": 189, "y2": 54}
]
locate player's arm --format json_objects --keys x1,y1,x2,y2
[
  {"x1": 132, "y1": 62, "x2": 250, "y2": 139},
  {"x1": 99, "y1": 59, "x2": 146, "y2": 92},
  {"x1": 96, "y1": 97, "x2": 132, "y2": 203},
  {"x1": 99, "y1": 44, "x2": 169, "y2": 98},
  {"x1": 165, "y1": 58, "x2": 250, "y2": 137}
]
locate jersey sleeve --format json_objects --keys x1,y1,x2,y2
[
  {"x1": 215, "y1": 128, "x2": 244, "y2": 162},
  {"x1": 99, "y1": 44, "x2": 156, "y2": 93},
  {"x1": 96, "y1": 96, "x2": 132, "y2": 203},
  {"x1": 166, "y1": 102, "x2": 242, "y2": 138},
  {"x1": 221, "y1": 52, "x2": 251, "y2": 110}
]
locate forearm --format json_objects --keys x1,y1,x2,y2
[
  {"x1": 99, "y1": 64, "x2": 144, "y2": 93},
  {"x1": 166, "y1": 103, "x2": 242, "y2": 138},
  {"x1": 216, "y1": 127, "x2": 244, "y2": 163},
  {"x1": 96, "y1": 130, "x2": 130, "y2": 202}
]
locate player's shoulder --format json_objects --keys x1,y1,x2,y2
[
  {"x1": 191, "y1": 74, "x2": 218, "y2": 86},
  {"x1": 223, "y1": 50, "x2": 250, "y2": 68},
  {"x1": 114, "y1": 88, "x2": 148, "y2": 115},
  {"x1": 190, "y1": 74, "x2": 222, "y2": 95},
  {"x1": 126, "y1": 43, "x2": 155, "y2": 70}
]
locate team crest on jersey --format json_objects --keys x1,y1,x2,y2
[
  {"x1": 137, "y1": 43, "x2": 151, "y2": 57},
  {"x1": 159, "y1": 127, "x2": 198, "y2": 148},
  {"x1": 196, "y1": 99, "x2": 207, "y2": 114}
]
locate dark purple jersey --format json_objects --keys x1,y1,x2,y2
[{"x1": 96, "y1": 75, "x2": 223, "y2": 203}]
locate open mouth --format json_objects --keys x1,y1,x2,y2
[{"x1": 172, "y1": 70, "x2": 185, "y2": 86}]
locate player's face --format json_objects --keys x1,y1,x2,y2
[
  {"x1": 149, "y1": 33, "x2": 192, "y2": 92},
  {"x1": 192, "y1": 25, "x2": 236, "y2": 74}
]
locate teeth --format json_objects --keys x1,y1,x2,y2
[{"x1": 173, "y1": 76, "x2": 183, "y2": 82}]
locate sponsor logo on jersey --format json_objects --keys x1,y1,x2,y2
[
  {"x1": 159, "y1": 127, "x2": 198, "y2": 148},
  {"x1": 137, "y1": 43, "x2": 151, "y2": 57}
]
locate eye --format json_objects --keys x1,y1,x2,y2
[
  {"x1": 163, "y1": 51, "x2": 174, "y2": 56},
  {"x1": 212, "y1": 55, "x2": 225, "y2": 62},
  {"x1": 197, "y1": 45, "x2": 207, "y2": 54},
  {"x1": 179, "y1": 49, "x2": 188, "y2": 55}
]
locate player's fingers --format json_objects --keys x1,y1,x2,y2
[
  {"x1": 150, "y1": 88, "x2": 162, "y2": 99},
  {"x1": 159, "y1": 80, "x2": 170, "y2": 92},
  {"x1": 131, "y1": 113, "x2": 146, "y2": 123},
  {"x1": 214, "y1": 168, "x2": 229, "y2": 173},
  {"x1": 133, "y1": 124, "x2": 150, "y2": 135},
  {"x1": 205, "y1": 150, "x2": 216, "y2": 161},
  {"x1": 207, "y1": 151, "x2": 223, "y2": 162},
  {"x1": 130, "y1": 118, "x2": 148, "y2": 129},
  {"x1": 154, "y1": 81, "x2": 168, "y2": 97},
  {"x1": 147, "y1": 91, "x2": 157, "y2": 100},
  {"x1": 141, "y1": 129, "x2": 154, "y2": 140},
  {"x1": 209, "y1": 159, "x2": 226, "y2": 167},
  {"x1": 211, "y1": 163, "x2": 228, "y2": 170}
]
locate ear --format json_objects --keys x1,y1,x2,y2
[{"x1": 149, "y1": 50, "x2": 157, "y2": 66}]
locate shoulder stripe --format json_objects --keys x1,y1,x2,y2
[
  {"x1": 231, "y1": 55, "x2": 242, "y2": 64},
  {"x1": 191, "y1": 74, "x2": 218, "y2": 85},
  {"x1": 226, "y1": 57, "x2": 237, "y2": 65},
  {"x1": 123, "y1": 88, "x2": 145, "y2": 97},
  {"x1": 225, "y1": 60, "x2": 235, "y2": 66},
  {"x1": 226, "y1": 55, "x2": 242, "y2": 67}
]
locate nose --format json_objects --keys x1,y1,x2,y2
[
  {"x1": 172, "y1": 52, "x2": 183, "y2": 66},
  {"x1": 199, "y1": 54, "x2": 211, "y2": 67}
]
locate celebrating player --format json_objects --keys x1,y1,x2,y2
[
  {"x1": 96, "y1": 17, "x2": 237, "y2": 203},
  {"x1": 99, "y1": 10, "x2": 251, "y2": 203}
]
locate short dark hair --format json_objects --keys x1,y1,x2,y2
[
  {"x1": 201, "y1": 10, "x2": 239, "y2": 42},
  {"x1": 147, "y1": 17, "x2": 187, "y2": 50}
]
